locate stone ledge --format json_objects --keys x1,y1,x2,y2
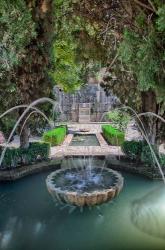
[
  {"x1": 106, "y1": 156, "x2": 164, "y2": 180},
  {"x1": 0, "y1": 155, "x2": 163, "y2": 181},
  {"x1": 0, "y1": 158, "x2": 63, "y2": 181}
]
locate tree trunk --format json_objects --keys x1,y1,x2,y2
[
  {"x1": 141, "y1": 90, "x2": 158, "y2": 144},
  {"x1": 20, "y1": 123, "x2": 30, "y2": 149},
  {"x1": 16, "y1": 0, "x2": 55, "y2": 148}
]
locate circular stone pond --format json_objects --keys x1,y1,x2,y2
[
  {"x1": 46, "y1": 167, "x2": 123, "y2": 206},
  {"x1": 0, "y1": 157, "x2": 165, "y2": 250}
]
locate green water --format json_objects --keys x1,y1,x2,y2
[
  {"x1": 0, "y1": 168, "x2": 165, "y2": 250},
  {"x1": 70, "y1": 134, "x2": 100, "y2": 146}
]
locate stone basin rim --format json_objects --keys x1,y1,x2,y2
[{"x1": 46, "y1": 166, "x2": 124, "y2": 196}]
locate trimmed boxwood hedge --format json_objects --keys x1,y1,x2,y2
[
  {"x1": 43, "y1": 125, "x2": 67, "y2": 146},
  {"x1": 102, "y1": 125, "x2": 125, "y2": 146},
  {"x1": 0, "y1": 142, "x2": 50, "y2": 169}
]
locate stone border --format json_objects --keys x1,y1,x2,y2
[
  {"x1": 46, "y1": 167, "x2": 124, "y2": 206},
  {"x1": 62, "y1": 134, "x2": 73, "y2": 146},
  {"x1": 105, "y1": 156, "x2": 164, "y2": 180},
  {"x1": 0, "y1": 158, "x2": 62, "y2": 181},
  {"x1": 96, "y1": 133, "x2": 108, "y2": 147},
  {"x1": 0, "y1": 155, "x2": 163, "y2": 181}
]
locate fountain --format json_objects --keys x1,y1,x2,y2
[{"x1": 46, "y1": 160, "x2": 123, "y2": 207}]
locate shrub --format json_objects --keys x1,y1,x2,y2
[
  {"x1": 28, "y1": 142, "x2": 50, "y2": 161},
  {"x1": 0, "y1": 142, "x2": 50, "y2": 169},
  {"x1": 122, "y1": 141, "x2": 165, "y2": 167},
  {"x1": 141, "y1": 144, "x2": 159, "y2": 166},
  {"x1": 106, "y1": 110, "x2": 130, "y2": 131},
  {"x1": 0, "y1": 117, "x2": 16, "y2": 138},
  {"x1": 160, "y1": 154, "x2": 165, "y2": 168},
  {"x1": 102, "y1": 125, "x2": 125, "y2": 146},
  {"x1": 55, "y1": 124, "x2": 68, "y2": 134},
  {"x1": 121, "y1": 140, "x2": 144, "y2": 160},
  {"x1": 43, "y1": 126, "x2": 67, "y2": 146}
]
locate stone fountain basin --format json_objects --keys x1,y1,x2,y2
[{"x1": 46, "y1": 167, "x2": 124, "y2": 207}]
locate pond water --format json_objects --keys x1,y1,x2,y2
[
  {"x1": 70, "y1": 134, "x2": 100, "y2": 146},
  {"x1": 0, "y1": 158, "x2": 165, "y2": 250}
]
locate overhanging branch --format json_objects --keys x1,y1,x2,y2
[{"x1": 133, "y1": 0, "x2": 156, "y2": 13}]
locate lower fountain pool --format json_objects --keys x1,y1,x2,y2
[{"x1": 0, "y1": 157, "x2": 165, "y2": 250}]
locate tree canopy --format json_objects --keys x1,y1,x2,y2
[
  {"x1": 53, "y1": 0, "x2": 165, "y2": 111},
  {"x1": 0, "y1": 0, "x2": 36, "y2": 112},
  {"x1": 0, "y1": 0, "x2": 165, "y2": 145}
]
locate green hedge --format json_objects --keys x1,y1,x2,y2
[
  {"x1": 0, "y1": 142, "x2": 50, "y2": 169},
  {"x1": 102, "y1": 125, "x2": 125, "y2": 146},
  {"x1": 121, "y1": 140, "x2": 145, "y2": 160},
  {"x1": 141, "y1": 149, "x2": 165, "y2": 168},
  {"x1": 43, "y1": 126, "x2": 67, "y2": 146},
  {"x1": 122, "y1": 140, "x2": 165, "y2": 167},
  {"x1": 55, "y1": 124, "x2": 68, "y2": 134},
  {"x1": 140, "y1": 144, "x2": 159, "y2": 166},
  {"x1": 160, "y1": 154, "x2": 165, "y2": 168}
]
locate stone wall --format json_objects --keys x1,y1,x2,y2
[{"x1": 54, "y1": 83, "x2": 119, "y2": 122}]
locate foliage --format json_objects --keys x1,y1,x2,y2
[
  {"x1": 0, "y1": 116, "x2": 16, "y2": 138},
  {"x1": 51, "y1": 39, "x2": 83, "y2": 92},
  {"x1": 0, "y1": 142, "x2": 50, "y2": 169},
  {"x1": 0, "y1": 0, "x2": 36, "y2": 79},
  {"x1": 55, "y1": 124, "x2": 68, "y2": 134},
  {"x1": 106, "y1": 110, "x2": 130, "y2": 131},
  {"x1": 102, "y1": 125, "x2": 125, "y2": 146},
  {"x1": 0, "y1": 0, "x2": 165, "y2": 147},
  {"x1": 119, "y1": 6, "x2": 165, "y2": 105},
  {"x1": 0, "y1": 0, "x2": 36, "y2": 114},
  {"x1": 121, "y1": 140, "x2": 145, "y2": 160},
  {"x1": 160, "y1": 154, "x2": 165, "y2": 167},
  {"x1": 0, "y1": 0, "x2": 56, "y2": 148},
  {"x1": 140, "y1": 144, "x2": 159, "y2": 166},
  {"x1": 52, "y1": 0, "x2": 82, "y2": 92},
  {"x1": 71, "y1": 0, "x2": 165, "y2": 125},
  {"x1": 43, "y1": 126, "x2": 67, "y2": 146},
  {"x1": 51, "y1": 0, "x2": 106, "y2": 92},
  {"x1": 157, "y1": 5, "x2": 165, "y2": 32},
  {"x1": 122, "y1": 140, "x2": 165, "y2": 168}
]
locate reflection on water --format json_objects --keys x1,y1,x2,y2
[
  {"x1": 0, "y1": 167, "x2": 165, "y2": 250},
  {"x1": 131, "y1": 185, "x2": 165, "y2": 239},
  {"x1": 0, "y1": 217, "x2": 16, "y2": 249}
]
